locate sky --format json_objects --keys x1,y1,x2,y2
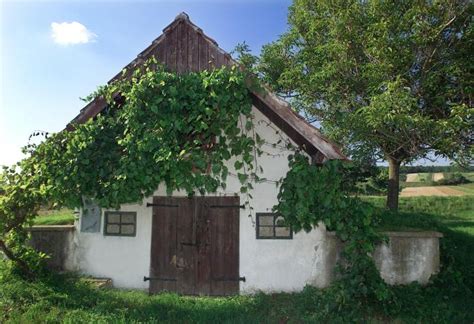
[{"x1": 0, "y1": 0, "x2": 449, "y2": 167}]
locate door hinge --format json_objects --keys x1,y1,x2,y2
[
  {"x1": 144, "y1": 276, "x2": 177, "y2": 282},
  {"x1": 209, "y1": 205, "x2": 245, "y2": 209},
  {"x1": 146, "y1": 203, "x2": 178, "y2": 208},
  {"x1": 213, "y1": 276, "x2": 246, "y2": 282}
]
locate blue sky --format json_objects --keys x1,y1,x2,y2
[{"x1": 0, "y1": 0, "x2": 448, "y2": 167}]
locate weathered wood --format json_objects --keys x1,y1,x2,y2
[
  {"x1": 187, "y1": 22, "x2": 199, "y2": 72},
  {"x1": 165, "y1": 25, "x2": 178, "y2": 71},
  {"x1": 208, "y1": 42, "x2": 218, "y2": 69},
  {"x1": 149, "y1": 197, "x2": 178, "y2": 293},
  {"x1": 176, "y1": 198, "x2": 195, "y2": 294},
  {"x1": 149, "y1": 196, "x2": 239, "y2": 295},
  {"x1": 198, "y1": 33, "x2": 209, "y2": 71},
  {"x1": 177, "y1": 21, "x2": 188, "y2": 74},
  {"x1": 208, "y1": 196, "x2": 240, "y2": 295},
  {"x1": 153, "y1": 35, "x2": 166, "y2": 65},
  {"x1": 195, "y1": 198, "x2": 211, "y2": 294}
]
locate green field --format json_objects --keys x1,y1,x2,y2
[
  {"x1": 2, "y1": 195, "x2": 473, "y2": 322},
  {"x1": 33, "y1": 208, "x2": 75, "y2": 225}
]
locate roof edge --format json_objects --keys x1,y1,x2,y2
[{"x1": 66, "y1": 13, "x2": 347, "y2": 161}]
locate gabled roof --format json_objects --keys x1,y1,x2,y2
[{"x1": 68, "y1": 12, "x2": 346, "y2": 162}]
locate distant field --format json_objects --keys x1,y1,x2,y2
[
  {"x1": 401, "y1": 186, "x2": 465, "y2": 197},
  {"x1": 404, "y1": 171, "x2": 473, "y2": 182},
  {"x1": 402, "y1": 171, "x2": 473, "y2": 190}
]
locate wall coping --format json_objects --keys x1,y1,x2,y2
[
  {"x1": 28, "y1": 225, "x2": 76, "y2": 232},
  {"x1": 381, "y1": 231, "x2": 443, "y2": 238},
  {"x1": 327, "y1": 230, "x2": 443, "y2": 238}
]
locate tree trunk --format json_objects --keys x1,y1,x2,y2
[
  {"x1": 387, "y1": 157, "x2": 401, "y2": 211},
  {"x1": 0, "y1": 239, "x2": 35, "y2": 279}
]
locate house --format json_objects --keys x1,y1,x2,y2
[{"x1": 70, "y1": 13, "x2": 347, "y2": 295}]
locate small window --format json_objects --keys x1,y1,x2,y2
[
  {"x1": 256, "y1": 213, "x2": 292, "y2": 239},
  {"x1": 104, "y1": 211, "x2": 137, "y2": 237}
]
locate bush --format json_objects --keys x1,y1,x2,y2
[{"x1": 435, "y1": 173, "x2": 471, "y2": 186}]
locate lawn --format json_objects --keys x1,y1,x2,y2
[{"x1": 2, "y1": 196, "x2": 473, "y2": 323}]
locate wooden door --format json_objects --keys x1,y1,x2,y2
[
  {"x1": 149, "y1": 196, "x2": 240, "y2": 295},
  {"x1": 207, "y1": 196, "x2": 240, "y2": 295},
  {"x1": 149, "y1": 196, "x2": 178, "y2": 293}
]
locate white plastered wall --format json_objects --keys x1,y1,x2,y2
[{"x1": 74, "y1": 106, "x2": 330, "y2": 292}]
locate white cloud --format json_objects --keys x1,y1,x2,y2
[{"x1": 51, "y1": 21, "x2": 97, "y2": 45}]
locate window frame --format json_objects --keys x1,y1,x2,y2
[
  {"x1": 256, "y1": 212, "x2": 293, "y2": 240},
  {"x1": 103, "y1": 211, "x2": 137, "y2": 237}
]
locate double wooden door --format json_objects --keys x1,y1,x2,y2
[{"x1": 148, "y1": 196, "x2": 240, "y2": 295}]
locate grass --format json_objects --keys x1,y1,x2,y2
[
  {"x1": 461, "y1": 172, "x2": 474, "y2": 182},
  {"x1": 2, "y1": 196, "x2": 473, "y2": 322},
  {"x1": 33, "y1": 208, "x2": 75, "y2": 226},
  {"x1": 450, "y1": 182, "x2": 474, "y2": 195}
]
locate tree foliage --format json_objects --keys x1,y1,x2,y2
[{"x1": 259, "y1": 0, "x2": 473, "y2": 210}]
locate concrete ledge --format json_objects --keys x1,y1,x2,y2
[
  {"x1": 381, "y1": 231, "x2": 443, "y2": 238},
  {"x1": 28, "y1": 225, "x2": 75, "y2": 232},
  {"x1": 327, "y1": 230, "x2": 443, "y2": 238}
]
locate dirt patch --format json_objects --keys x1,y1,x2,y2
[
  {"x1": 401, "y1": 186, "x2": 466, "y2": 197},
  {"x1": 432, "y1": 173, "x2": 445, "y2": 182},
  {"x1": 405, "y1": 173, "x2": 419, "y2": 182}
]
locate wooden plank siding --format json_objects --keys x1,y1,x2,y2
[{"x1": 149, "y1": 19, "x2": 228, "y2": 75}]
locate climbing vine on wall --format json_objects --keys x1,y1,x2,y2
[
  {"x1": 274, "y1": 153, "x2": 391, "y2": 309},
  {"x1": 1, "y1": 59, "x2": 261, "y2": 275}
]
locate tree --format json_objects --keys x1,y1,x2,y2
[{"x1": 259, "y1": 0, "x2": 473, "y2": 210}]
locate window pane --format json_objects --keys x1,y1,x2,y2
[
  {"x1": 108, "y1": 213, "x2": 121, "y2": 224},
  {"x1": 121, "y1": 225, "x2": 135, "y2": 235},
  {"x1": 121, "y1": 213, "x2": 135, "y2": 224},
  {"x1": 106, "y1": 224, "x2": 120, "y2": 234},
  {"x1": 258, "y1": 226, "x2": 274, "y2": 237},
  {"x1": 259, "y1": 215, "x2": 274, "y2": 226},
  {"x1": 275, "y1": 227, "x2": 291, "y2": 238}
]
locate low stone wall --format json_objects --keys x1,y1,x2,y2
[
  {"x1": 28, "y1": 225, "x2": 76, "y2": 272},
  {"x1": 324, "y1": 231, "x2": 443, "y2": 285},
  {"x1": 28, "y1": 225, "x2": 442, "y2": 287},
  {"x1": 375, "y1": 231, "x2": 443, "y2": 284}
]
